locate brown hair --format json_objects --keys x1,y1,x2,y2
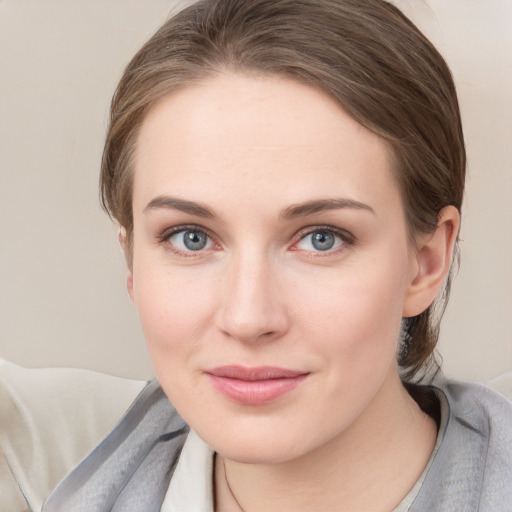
[{"x1": 100, "y1": 0, "x2": 466, "y2": 381}]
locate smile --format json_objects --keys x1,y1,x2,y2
[{"x1": 205, "y1": 366, "x2": 309, "y2": 405}]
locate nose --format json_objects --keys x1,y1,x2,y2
[{"x1": 217, "y1": 252, "x2": 289, "y2": 344}]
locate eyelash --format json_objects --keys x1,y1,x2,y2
[
  {"x1": 292, "y1": 226, "x2": 355, "y2": 256},
  {"x1": 156, "y1": 224, "x2": 355, "y2": 257},
  {"x1": 157, "y1": 225, "x2": 218, "y2": 257}
]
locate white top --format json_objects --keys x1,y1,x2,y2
[
  {"x1": 160, "y1": 429, "x2": 216, "y2": 512},
  {"x1": 161, "y1": 392, "x2": 449, "y2": 512}
]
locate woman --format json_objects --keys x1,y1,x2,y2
[{"x1": 41, "y1": 0, "x2": 511, "y2": 510}]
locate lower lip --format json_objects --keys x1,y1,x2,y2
[{"x1": 207, "y1": 374, "x2": 308, "y2": 405}]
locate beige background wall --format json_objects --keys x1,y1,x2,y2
[{"x1": 0, "y1": 0, "x2": 510, "y2": 382}]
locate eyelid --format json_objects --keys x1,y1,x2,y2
[{"x1": 158, "y1": 224, "x2": 210, "y2": 241}]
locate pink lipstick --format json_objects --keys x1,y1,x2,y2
[{"x1": 205, "y1": 366, "x2": 309, "y2": 405}]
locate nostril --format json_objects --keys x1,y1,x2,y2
[{"x1": 219, "y1": 323, "x2": 282, "y2": 344}]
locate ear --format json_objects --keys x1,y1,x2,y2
[
  {"x1": 118, "y1": 226, "x2": 135, "y2": 302},
  {"x1": 403, "y1": 206, "x2": 460, "y2": 318}
]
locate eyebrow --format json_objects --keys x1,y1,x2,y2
[
  {"x1": 280, "y1": 198, "x2": 375, "y2": 220},
  {"x1": 143, "y1": 195, "x2": 375, "y2": 220},
  {"x1": 144, "y1": 196, "x2": 215, "y2": 218}
]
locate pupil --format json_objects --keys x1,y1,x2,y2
[
  {"x1": 183, "y1": 231, "x2": 207, "y2": 250},
  {"x1": 312, "y1": 231, "x2": 334, "y2": 251}
]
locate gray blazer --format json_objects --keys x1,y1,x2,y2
[{"x1": 42, "y1": 380, "x2": 512, "y2": 512}]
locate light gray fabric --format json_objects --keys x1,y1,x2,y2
[
  {"x1": 410, "y1": 381, "x2": 512, "y2": 511},
  {"x1": 40, "y1": 379, "x2": 512, "y2": 512}
]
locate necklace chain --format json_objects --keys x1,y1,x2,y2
[{"x1": 222, "y1": 457, "x2": 247, "y2": 512}]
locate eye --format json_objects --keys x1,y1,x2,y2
[
  {"x1": 294, "y1": 228, "x2": 349, "y2": 253},
  {"x1": 165, "y1": 228, "x2": 214, "y2": 253}
]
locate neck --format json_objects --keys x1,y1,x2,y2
[{"x1": 215, "y1": 370, "x2": 437, "y2": 512}]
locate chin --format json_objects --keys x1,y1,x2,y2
[
  {"x1": 194, "y1": 416, "x2": 317, "y2": 465},
  {"x1": 218, "y1": 438, "x2": 306, "y2": 465}
]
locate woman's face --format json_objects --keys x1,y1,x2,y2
[{"x1": 129, "y1": 73, "x2": 421, "y2": 463}]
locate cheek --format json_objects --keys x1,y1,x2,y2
[
  {"x1": 293, "y1": 257, "x2": 408, "y2": 367},
  {"x1": 132, "y1": 262, "x2": 217, "y2": 362},
  {"x1": 284, "y1": 261, "x2": 408, "y2": 430}
]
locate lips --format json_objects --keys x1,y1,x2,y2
[{"x1": 205, "y1": 365, "x2": 309, "y2": 405}]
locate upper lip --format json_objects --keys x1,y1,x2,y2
[{"x1": 205, "y1": 365, "x2": 308, "y2": 381}]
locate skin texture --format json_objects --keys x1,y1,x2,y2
[{"x1": 125, "y1": 73, "x2": 459, "y2": 511}]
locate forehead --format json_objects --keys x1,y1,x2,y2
[{"x1": 133, "y1": 72, "x2": 400, "y2": 216}]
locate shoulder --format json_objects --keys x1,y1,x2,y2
[
  {"x1": 0, "y1": 359, "x2": 147, "y2": 512},
  {"x1": 411, "y1": 379, "x2": 512, "y2": 512},
  {"x1": 485, "y1": 370, "x2": 512, "y2": 400},
  {"x1": 442, "y1": 378, "x2": 512, "y2": 420},
  {"x1": 443, "y1": 380, "x2": 512, "y2": 490},
  {"x1": 42, "y1": 378, "x2": 188, "y2": 512},
  {"x1": 440, "y1": 379, "x2": 512, "y2": 455}
]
